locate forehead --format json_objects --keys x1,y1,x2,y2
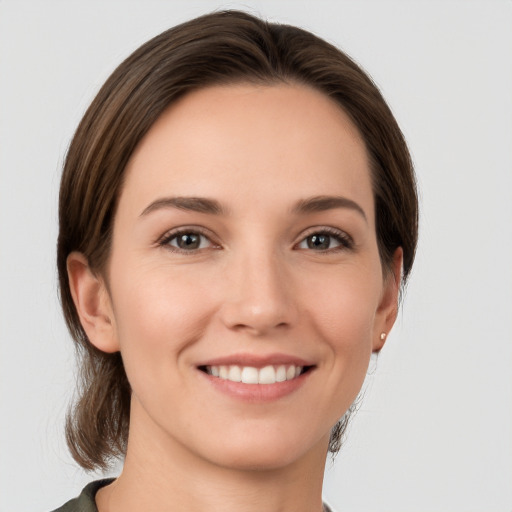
[{"x1": 120, "y1": 83, "x2": 373, "y2": 220}]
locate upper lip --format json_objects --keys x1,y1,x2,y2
[{"x1": 196, "y1": 353, "x2": 315, "y2": 368}]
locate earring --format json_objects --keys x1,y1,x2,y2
[{"x1": 380, "y1": 332, "x2": 387, "y2": 341}]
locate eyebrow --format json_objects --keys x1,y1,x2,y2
[
  {"x1": 140, "y1": 197, "x2": 226, "y2": 217},
  {"x1": 140, "y1": 194, "x2": 366, "y2": 221},
  {"x1": 292, "y1": 195, "x2": 367, "y2": 222}
]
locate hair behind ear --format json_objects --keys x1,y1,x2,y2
[
  {"x1": 66, "y1": 351, "x2": 131, "y2": 471},
  {"x1": 65, "y1": 252, "x2": 131, "y2": 470}
]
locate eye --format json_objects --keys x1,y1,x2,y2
[
  {"x1": 160, "y1": 229, "x2": 217, "y2": 252},
  {"x1": 297, "y1": 228, "x2": 353, "y2": 252}
]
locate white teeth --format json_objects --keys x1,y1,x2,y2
[
  {"x1": 276, "y1": 365, "x2": 287, "y2": 382},
  {"x1": 241, "y1": 367, "x2": 259, "y2": 384},
  {"x1": 228, "y1": 366, "x2": 241, "y2": 382},
  {"x1": 258, "y1": 365, "x2": 275, "y2": 384},
  {"x1": 206, "y1": 364, "x2": 304, "y2": 384}
]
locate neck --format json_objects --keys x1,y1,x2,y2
[{"x1": 96, "y1": 399, "x2": 329, "y2": 512}]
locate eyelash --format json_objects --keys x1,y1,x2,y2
[
  {"x1": 158, "y1": 227, "x2": 219, "y2": 254},
  {"x1": 157, "y1": 226, "x2": 354, "y2": 254},
  {"x1": 296, "y1": 227, "x2": 354, "y2": 253}
]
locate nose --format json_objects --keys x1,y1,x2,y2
[{"x1": 219, "y1": 250, "x2": 298, "y2": 336}]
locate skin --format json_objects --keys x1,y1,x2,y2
[{"x1": 68, "y1": 83, "x2": 402, "y2": 512}]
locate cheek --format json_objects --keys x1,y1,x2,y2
[
  {"x1": 303, "y1": 262, "x2": 381, "y2": 368},
  {"x1": 108, "y1": 261, "x2": 217, "y2": 383},
  {"x1": 307, "y1": 261, "x2": 380, "y2": 329}
]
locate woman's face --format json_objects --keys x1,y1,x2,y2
[{"x1": 88, "y1": 84, "x2": 400, "y2": 470}]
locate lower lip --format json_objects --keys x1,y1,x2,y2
[{"x1": 198, "y1": 370, "x2": 312, "y2": 402}]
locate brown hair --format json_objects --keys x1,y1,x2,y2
[{"x1": 57, "y1": 10, "x2": 418, "y2": 471}]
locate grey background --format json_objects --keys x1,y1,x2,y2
[{"x1": 1, "y1": 1, "x2": 511, "y2": 510}]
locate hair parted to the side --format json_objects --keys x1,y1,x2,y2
[{"x1": 57, "y1": 10, "x2": 418, "y2": 471}]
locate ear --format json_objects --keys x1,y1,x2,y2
[
  {"x1": 372, "y1": 248, "x2": 403, "y2": 352},
  {"x1": 67, "y1": 252, "x2": 120, "y2": 353}
]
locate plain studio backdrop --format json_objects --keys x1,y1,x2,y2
[{"x1": 1, "y1": 1, "x2": 511, "y2": 511}]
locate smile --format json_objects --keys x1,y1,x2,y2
[{"x1": 202, "y1": 364, "x2": 306, "y2": 384}]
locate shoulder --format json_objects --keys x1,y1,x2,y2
[{"x1": 50, "y1": 479, "x2": 115, "y2": 512}]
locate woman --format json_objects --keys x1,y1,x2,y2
[{"x1": 53, "y1": 10, "x2": 417, "y2": 512}]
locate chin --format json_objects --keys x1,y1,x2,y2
[{"x1": 195, "y1": 428, "x2": 329, "y2": 472}]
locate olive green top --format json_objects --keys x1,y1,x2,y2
[
  {"x1": 50, "y1": 479, "x2": 335, "y2": 511},
  {"x1": 50, "y1": 479, "x2": 114, "y2": 512}
]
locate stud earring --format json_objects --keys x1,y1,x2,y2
[{"x1": 380, "y1": 332, "x2": 387, "y2": 341}]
